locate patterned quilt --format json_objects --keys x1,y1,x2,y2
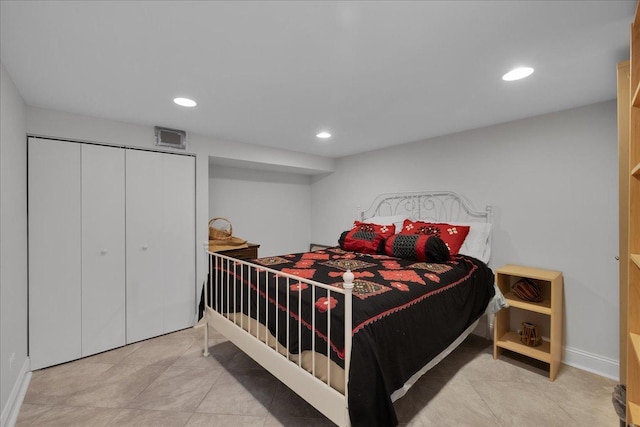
[{"x1": 207, "y1": 247, "x2": 495, "y2": 427}]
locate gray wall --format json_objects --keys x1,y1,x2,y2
[
  {"x1": 310, "y1": 100, "x2": 619, "y2": 378},
  {"x1": 209, "y1": 165, "x2": 312, "y2": 257},
  {"x1": 0, "y1": 62, "x2": 28, "y2": 423}
]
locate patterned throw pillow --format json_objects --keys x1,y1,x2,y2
[
  {"x1": 511, "y1": 278, "x2": 543, "y2": 302},
  {"x1": 338, "y1": 229, "x2": 386, "y2": 254},
  {"x1": 352, "y1": 220, "x2": 396, "y2": 238},
  {"x1": 400, "y1": 220, "x2": 470, "y2": 256},
  {"x1": 384, "y1": 234, "x2": 450, "y2": 262}
]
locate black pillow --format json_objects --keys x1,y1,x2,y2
[{"x1": 384, "y1": 234, "x2": 450, "y2": 262}]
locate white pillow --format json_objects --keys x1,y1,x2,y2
[
  {"x1": 452, "y1": 222, "x2": 492, "y2": 264},
  {"x1": 362, "y1": 215, "x2": 406, "y2": 233}
]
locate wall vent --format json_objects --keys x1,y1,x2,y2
[{"x1": 154, "y1": 126, "x2": 187, "y2": 149}]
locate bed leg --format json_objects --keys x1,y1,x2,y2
[
  {"x1": 203, "y1": 322, "x2": 210, "y2": 357},
  {"x1": 487, "y1": 312, "x2": 495, "y2": 340},
  {"x1": 342, "y1": 269, "x2": 354, "y2": 425},
  {"x1": 203, "y1": 244, "x2": 210, "y2": 357}
]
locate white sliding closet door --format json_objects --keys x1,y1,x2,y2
[
  {"x1": 29, "y1": 139, "x2": 195, "y2": 366},
  {"x1": 162, "y1": 154, "x2": 196, "y2": 332},
  {"x1": 125, "y1": 150, "x2": 195, "y2": 343},
  {"x1": 126, "y1": 150, "x2": 165, "y2": 343},
  {"x1": 28, "y1": 138, "x2": 82, "y2": 370},
  {"x1": 81, "y1": 144, "x2": 126, "y2": 356}
]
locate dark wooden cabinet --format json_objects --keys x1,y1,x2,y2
[{"x1": 214, "y1": 243, "x2": 260, "y2": 260}]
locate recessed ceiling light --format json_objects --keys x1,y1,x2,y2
[
  {"x1": 173, "y1": 97, "x2": 197, "y2": 107},
  {"x1": 316, "y1": 132, "x2": 331, "y2": 139},
  {"x1": 502, "y1": 67, "x2": 534, "y2": 81}
]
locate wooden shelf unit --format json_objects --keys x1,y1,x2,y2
[
  {"x1": 493, "y1": 264, "x2": 563, "y2": 381},
  {"x1": 619, "y1": 60, "x2": 630, "y2": 387},
  {"x1": 626, "y1": 3, "x2": 640, "y2": 424}
]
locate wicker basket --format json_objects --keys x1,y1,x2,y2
[{"x1": 209, "y1": 217, "x2": 233, "y2": 241}]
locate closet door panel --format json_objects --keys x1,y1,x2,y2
[
  {"x1": 126, "y1": 150, "x2": 165, "y2": 343},
  {"x1": 81, "y1": 144, "x2": 126, "y2": 356},
  {"x1": 28, "y1": 138, "x2": 82, "y2": 369},
  {"x1": 162, "y1": 154, "x2": 196, "y2": 332}
]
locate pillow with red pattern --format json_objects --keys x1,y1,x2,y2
[
  {"x1": 338, "y1": 229, "x2": 386, "y2": 254},
  {"x1": 400, "y1": 220, "x2": 470, "y2": 256},
  {"x1": 511, "y1": 278, "x2": 543, "y2": 302},
  {"x1": 384, "y1": 234, "x2": 450, "y2": 262},
  {"x1": 351, "y1": 220, "x2": 396, "y2": 238}
]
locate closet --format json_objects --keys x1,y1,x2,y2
[{"x1": 28, "y1": 137, "x2": 195, "y2": 370}]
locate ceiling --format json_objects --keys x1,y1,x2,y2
[{"x1": 0, "y1": 1, "x2": 635, "y2": 158}]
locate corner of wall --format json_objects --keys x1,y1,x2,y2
[{"x1": 1, "y1": 61, "x2": 29, "y2": 424}]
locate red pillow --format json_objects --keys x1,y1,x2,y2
[
  {"x1": 338, "y1": 229, "x2": 385, "y2": 254},
  {"x1": 351, "y1": 220, "x2": 395, "y2": 238},
  {"x1": 400, "y1": 220, "x2": 470, "y2": 256}
]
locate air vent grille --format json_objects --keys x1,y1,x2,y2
[{"x1": 154, "y1": 126, "x2": 187, "y2": 149}]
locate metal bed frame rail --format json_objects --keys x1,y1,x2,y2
[{"x1": 203, "y1": 250, "x2": 354, "y2": 427}]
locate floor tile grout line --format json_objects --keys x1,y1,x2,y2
[{"x1": 463, "y1": 371, "x2": 507, "y2": 427}]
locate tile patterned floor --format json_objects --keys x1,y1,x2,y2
[{"x1": 15, "y1": 326, "x2": 619, "y2": 426}]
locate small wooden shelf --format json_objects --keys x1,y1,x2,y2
[
  {"x1": 495, "y1": 331, "x2": 551, "y2": 363},
  {"x1": 493, "y1": 264, "x2": 562, "y2": 282},
  {"x1": 631, "y1": 253, "x2": 640, "y2": 270},
  {"x1": 493, "y1": 265, "x2": 563, "y2": 381},
  {"x1": 504, "y1": 292, "x2": 551, "y2": 315},
  {"x1": 632, "y1": 161, "x2": 640, "y2": 177}
]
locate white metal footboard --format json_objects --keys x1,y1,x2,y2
[{"x1": 203, "y1": 250, "x2": 354, "y2": 427}]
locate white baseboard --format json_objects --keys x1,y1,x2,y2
[
  {"x1": 487, "y1": 327, "x2": 619, "y2": 381},
  {"x1": 1, "y1": 357, "x2": 31, "y2": 427},
  {"x1": 563, "y1": 345, "x2": 619, "y2": 381}
]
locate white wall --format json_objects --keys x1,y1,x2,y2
[
  {"x1": 310, "y1": 100, "x2": 619, "y2": 378},
  {"x1": 1, "y1": 62, "x2": 29, "y2": 425},
  {"x1": 25, "y1": 106, "x2": 334, "y2": 310},
  {"x1": 209, "y1": 165, "x2": 311, "y2": 257}
]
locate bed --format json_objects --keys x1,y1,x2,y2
[{"x1": 201, "y1": 191, "x2": 506, "y2": 426}]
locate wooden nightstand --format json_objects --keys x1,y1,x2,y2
[
  {"x1": 493, "y1": 264, "x2": 563, "y2": 381},
  {"x1": 213, "y1": 243, "x2": 260, "y2": 260}
]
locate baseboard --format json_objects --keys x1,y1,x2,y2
[
  {"x1": 1, "y1": 357, "x2": 31, "y2": 427},
  {"x1": 563, "y1": 345, "x2": 619, "y2": 381}
]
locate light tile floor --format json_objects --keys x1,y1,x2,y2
[{"x1": 16, "y1": 326, "x2": 620, "y2": 426}]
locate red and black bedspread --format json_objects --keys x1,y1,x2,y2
[{"x1": 207, "y1": 248, "x2": 494, "y2": 427}]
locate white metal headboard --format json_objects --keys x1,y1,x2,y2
[{"x1": 359, "y1": 190, "x2": 492, "y2": 224}]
